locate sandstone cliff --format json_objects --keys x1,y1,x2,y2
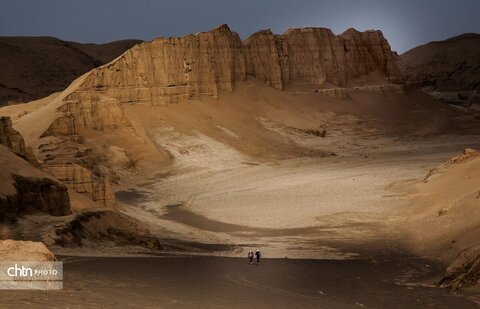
[
  {"x1": 43, "y1": 163, "x2": 115, "y2": 208},
  {"x1": 243, "y1": 29, "x2": 283, "y2": 89},
  {"x1": 74, "y1": 24, "x2": 402, "y2": 106},
  {"x1": 24, "y1": 25, "x2": 403, "y2": 135},
  {"x1": 77, "y1": 24, "x2": 246, "y2": 105}
]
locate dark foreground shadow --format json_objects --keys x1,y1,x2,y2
[{"x1": 0, "y1": 256, "x2": 477, "y2": 308}]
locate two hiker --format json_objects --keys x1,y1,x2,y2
[{"x1": 248, "y1": 249, "x2": 261, "y2": 264}]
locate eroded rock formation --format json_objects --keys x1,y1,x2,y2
[
  {"x1": 0, "y1": 117, "x2": 70, "y2": 218},
  {"x1": 43, "y1": 163, "x2": 115, "y2": 208},
  {"x1": 54, "y1": 210, "x2": 162, "y2": 249},
  {"x1": 243, "y1": 29, "x2": 283, "y2": 89},
  {"x1": 10, "y1": 174, "x2": 71, "y2": 215},
  {"x1": 33, "y1": 25, "x2": 403, "y2": 135},
  {"x1": 77, "y1": 24, "x2": 246, "y2": 105},
  {"x1": 0, "y1": 116, "x2": 37, "y2": 164},
  {"x1": 73, "y1": 24, "x2": 402, "y2": 106},
  {"x1": 0, "y1": 145, "x2": 70, "y2": 219}
]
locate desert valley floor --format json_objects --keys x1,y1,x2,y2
[
  {"x1": 2, "y1": 144, "x2": 480, "y2": 307},
  {"x1": 0, "y1": 23, "x2": 479, "y2": 307},
  {"x1": 2, "y1": 84, "x2": 480, "y2": 307}
]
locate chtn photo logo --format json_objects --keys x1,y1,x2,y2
[
  {"x1": 7, "y1": 264, "x2": 33, "y2": 277},
  {"x1": 0, "y1": 261, "x2": 63, "y2": 290}
]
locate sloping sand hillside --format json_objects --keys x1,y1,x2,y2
[
  {"x1": 398, "y1": 149, "x2": 480, "y2": 260},
  {"x1": 0, "y1": 37, "x2": 141, "y2": 106}
]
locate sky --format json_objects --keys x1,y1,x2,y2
[{"x1": 0, "y1": 0, "x2": 479, "y2": 53}]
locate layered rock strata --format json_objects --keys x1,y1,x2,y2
[
  {"x1": 43, "y1": 164, "x2": 115, "y2": 208},
  {"x1": 74, "y1": 24, "x2": 402, "y2": 105},
  {"x1": 34, "y1": 24, "x2": 403, "y2": 134}
]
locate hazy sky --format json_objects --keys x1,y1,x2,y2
[{"x1": 0, "y1": 0, "x2": 479, "y2": 53}]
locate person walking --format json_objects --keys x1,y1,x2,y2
[
  {"x1": 255, "y1": 249, "x2": 262, "y2": 264},
  {"x1": 248, "y1": 250, "x2": 254, "y2": 264}
]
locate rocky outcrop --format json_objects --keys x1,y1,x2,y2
[
  {"x1": 54, "y1": 210, "x2": 163, "y2": 250},
  {"x1": 424, "y1": 148, "x2": 478, "y2": 182},
  {"x1": 340, "y1": 28, "x2": 403, "y2": 84},
  {"x1": 0, "y1": 240, "x2": 56, "y2": 261},
  {"x1": 42, "y1": 91, "x2": 125, "y2": 137},
  {"x1": 440, "y1": 248, "x2": 480, "y2": 292},
  {"x1": 53, "y1": 209, "x2": 231, "y2": 253},
  {"x1": 0, "y1": 116, "x2": 36, "y2": 164},
  {"x1": 43, "y1": 163, "x2": 115, "y2": 208},
  {"x1": 246, "y1": 25, "x2": 402, "y2": 88},
  {"x1": 78, "y1": 24, "x2": 246, "y2": 105},
  {"x1": 0, "y1": 118, "x2": 71, "y2": 218},
  {"x1": 8, "y1": 174, "x2": 70, "y2": 215},
  {"x1": 0, "y1": 145, "x2": 70, "y2": 219},
  {"x1": 36, "y1": 92, "x2": 121, "y2": 210},
  {"x1": 74, "y1": 24, "x2": 402, "y2": 106}
]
